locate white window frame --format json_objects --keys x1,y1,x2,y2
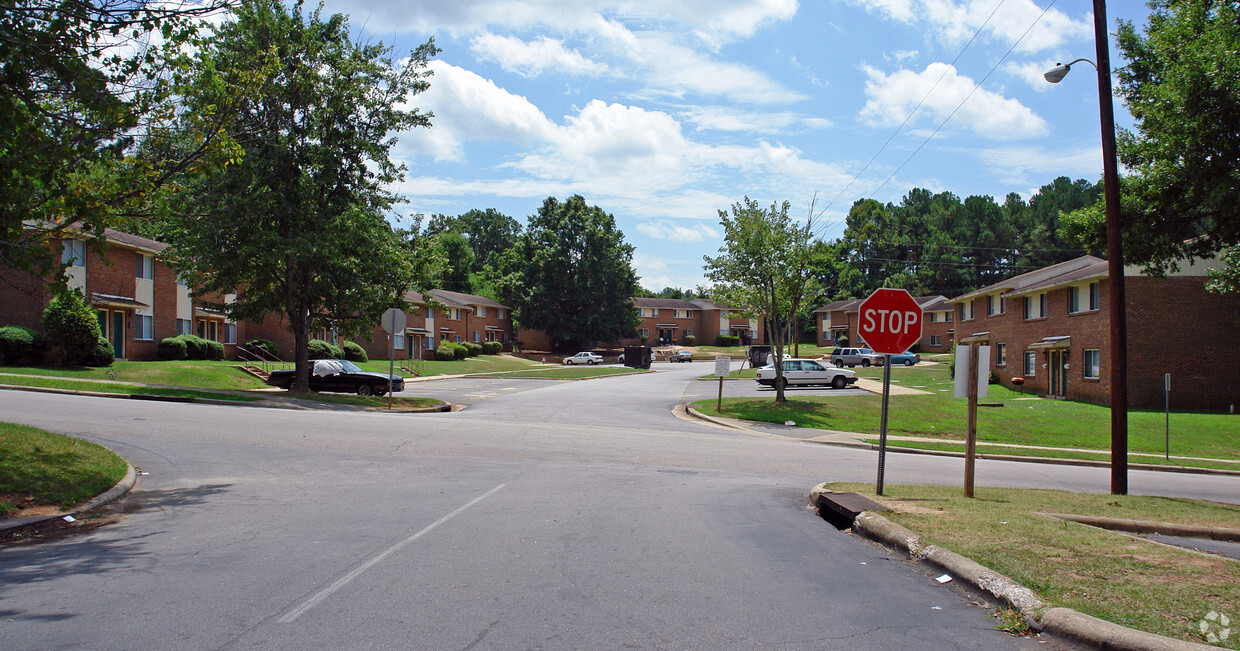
[
  {"x1": 929, "y1": 335, "x2": 941, "y2": 347},
  {"x1": 1084, "y1": 349, "x2": 1100, "y2": 379},
  {"x1": 995, "y1": 342, "x2": 1006, "y2": 366},
  {"x1": 1088, "y1": 282, "x2": 1100, "y2": 311},
  {"x1": 135, "y1": 314, "x2": 153, "y2": 340},
  {"x1": 477, "y1": 306, "x2": 486, "y2": 318},
  {"x1": 62, "y1": 240, "x2": 85, "y2": 267},
  {"x1": 1068, "y1": 286, "x2": 1081, "y2": 313},
  {"x1": 1023, "y1": 351, "x2": 1036, "y2": 376},
  {"x1": 135, "y1": 253, "x2": 153, "y2": 280}
]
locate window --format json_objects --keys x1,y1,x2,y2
[
  {"x1": 176, "y1": 318, "x2": 192, "y2": 335},
  {"x1": 449, "y1": 308, "x2": 461, "y2": 320},
  {"x1": 1024, "y1": 293, "x2": 1046, "y2": 320},
  {"x1": 62, "y1": 240, "x2": 85, "y2": 267},
  {"x1": 685, "y1": 329, "x2": 693, "y2": 338},
  {"x1": 1023, "y1": 351, "x2": 1036, "y2": 376},
  {"x1": 962, "y1": 300, "x2": 975, "y2": 321},
  {"x1": 477, "y1": 306, "x2": 486, "y2": 318},
  {"x1": 135, "y1": 254, "x2": 153, "y2": 280},
  {"x1": 639, "y1": 328, "x2": 649, "y2": 338},
  {"x1": 995, "y1": 343, "x2": 1006, "y2": 366},
  {"x1": 1088, "y1": 282, "x2": 1100, "y2": 311},
  {"x1": 927, "y1": 312, "x2": 937, "y2": 323},
  {"x1": 999, "y1": 296, "x2": 1006, "y2": 314},
  {"x1": 499, "y1": 309, "x2": 507, "y2": 319},
  {"x1": 1083, "y1": 349, "x2": 1100, "y2": 379},
  {"x1": 425, "y1": 336, "x2": 435, "y2": 349},
  {"x1": 473, "y1": 331, "x2": 480, "y2": 343},
  {"x1": 929, "y1": 335, "x2": 941, "y2": 347},
  {"x1": 135, "y1": 314, "x2": 153, "y2": 340},
  {"x1": 651, "y1": 308, "x2": 658, "y2": 317},
  {"x1": 453, "y1": 335, "x2": 462, "y2": 343},
  {"x1": 224, "y1": 322, "x2": 237, "y2": 344},
  {"x1": 1068, "y1": 286, "x2": 1081, "y2": 313},
  {"x1": 945, "y1": 312, "x2": 952, "y2": 322},
  {"x1": 393, "y1": 333, "x2": 405, "y2": 350},
  {"x1": 987, "y1": 295, "x2": 996, "y2": 316}
]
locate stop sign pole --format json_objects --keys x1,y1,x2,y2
[{"x1": 857, "y1": 288, "x2": 923, "y2": 496}]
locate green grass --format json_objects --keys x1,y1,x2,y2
[
  {"x1": 358, "y1": 355, "x2": 541, "y2": 377},
  {"x1": 692, "y1": 361, "x2": 1240, "y2": 461},
  {"x1": 290, "y1": 393, "x2": 446, "y2": 409},
  {"x1": 0, "y1": 375, "x2": 262, "y2": 402},
  {"x1": 823, "y1": 482, "x2": 1240, "y2": 648},
  {"x1": 857, "y1": 438, "x2": 1240, "y2": 471},
  {"x1": 0, "y1": 422, "x2": 128, "y2": 517},
  {"x1": 472, "y1": 365, "x2": 645, "y2": 379},
  {"x1": 0, "y1": 360, "x2": 269, "y2": 390}
]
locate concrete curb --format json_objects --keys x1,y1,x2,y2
[
  {"x1": 1042, "y1": 513, "x2": 1240, "y2": 542},
  {"x1": 0, "y1": 383, "x2": 450, "y2": 412},
  {"x1": 1, "y1": 462, "x2": 138, "y2": 534},
  {"x1": 809, "y1": 486, "x2": 1215, "y2": 650}
]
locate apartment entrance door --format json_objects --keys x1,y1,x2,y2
[{"x1": 1048, "y1": 349, "x2": 1068, "y2": 398}]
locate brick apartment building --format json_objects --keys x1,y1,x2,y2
[
  {"x1": 0, "y1": 228, "x2": 241, "y2": 361},
  {"x1": 950, "y1": 255, "x2": 1240, "y2": 411},
  {"x1": 814, "y1": 294, "x2": 952, "y2": 353},
  {"x1": 516, "y1": 297, "x2": 765, "y2": 351}
]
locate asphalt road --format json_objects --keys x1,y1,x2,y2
[{"x1": 2, "y1": 361, "x2": 1234, "y2": 649}]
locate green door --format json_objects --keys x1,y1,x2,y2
[{"x1": 111, "y1": 311, "x2": 125, "y2": 358}]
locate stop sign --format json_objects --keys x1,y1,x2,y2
[{"x1": 857, "y1": 288, "x2": 923, "y2": 354}]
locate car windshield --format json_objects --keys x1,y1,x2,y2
[
  {"x1": 337, "y1": 359, "x2": 364, "y2": 373},
  {"x1": 804, "y1": 361, "x2": 824, "y2": 371}
]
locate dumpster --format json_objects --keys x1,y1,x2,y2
[
  {"x1": 623, "y1": 345, "x2": 653, "y2": 369},
  {"x1": 747, "y1": 345, "x2": 772, "y2": 368}
]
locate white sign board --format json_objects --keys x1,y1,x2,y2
[
  {"x1": 714, "y1": 356, "x2": 731, "y2": 378},
  {"x1": 953, "y1": 345, "x2": 990, "y2": 399},
  {"x1": 381, "y1": 308, "x2": 406, "y2": 335}
]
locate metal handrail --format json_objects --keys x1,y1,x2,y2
[{"x1": 234, "y1": 344, "x2": 287, "y2": 373}]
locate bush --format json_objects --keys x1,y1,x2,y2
[
  {"x1": 205, "y1": 339, "x2": 224, "y2": 361},
  {"x1": 682, "y1": 334, "x2": 696, "y2": 346},
  {"x1": 308, "y1": 339, "x2": 344, "y2": 359},
  {"x1": 0, "y1": 325, "x2": 47, "y2": 364},
  {"x1": 42, "y1": 292, "x2": 102, "y2": 365},
  {"x1": 435, "y1": 343, "x2": 458, "y2": 361},
  {"x1": 176, "y1": 334, "x2": 208, "y2": 360},
  {"x1": 341, "y1": 340, "x2": 368, "y2": 363},
  {"x1": 245, "y1": 338, "x2": 279, "y2": 358},
  {"x1": 714, "y1": 334, "x2": 740, "y2": 347},
  {"x1": 482, "y1": 341, "x2": 503, "y2": 355},
  {"x1": 464, "y1": 342, "x2": 483, "y2": 357},
  {"x1": 84, "y1": 337, "x2": 114, "y2": 367},
  {"x1": 157, "y1": 337, "x2": 188, "y2": 360},
  {"x1": 449, "y1": 342, "x2": 467, "y2": 360}
]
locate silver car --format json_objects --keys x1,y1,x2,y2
[
  {"x1": 756, "y1": 358, "x2": 858, "y2": 390},
  {"x1": 830, "y1": 347, "x2": 885, "y2": 367}
]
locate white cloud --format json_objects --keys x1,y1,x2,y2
[
  {"x1": 636, "y1": 221, "x2": 719, "y2": 242},
  {"x1": 975, "y1": 144, "x2": 1102, "y2": 185},
  {"x1": 1002, "y1": 59, "x2": 1061, "y2": 91},
  {"x1": 396, "y1": 60, "x2": 556, "y2": 161},
  {"x1": 859, "y1": 62, "x2": 1048, "y2": 140},
  {"x1": 624, "y1": 32, "x2": 808, "y2": 105},
  {"x1": 631, "y1": 252, "x2": 706, "y2": 291},
  {"x1": 677, "y1": 106, "x2": 832, "y2": 133},
  {"x1": 469, "y1": 33, "x2": 611, "y2": 77},
  {"x1": 850, "y1": 0, "x2": 1091, "y2": 54}
]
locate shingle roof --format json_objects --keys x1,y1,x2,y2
[
  {"x1": 404, "y1": 289, "x2": 510, "y2": 311},
  {"x1": 813, "y1": 299, "x2": 861, "y2": 313},
  {"x1": 950, "y1": 255, "x2": 1105, "y2": 303},
  {"x1": 634, "y1": 297, "x2": 702, "y2": 309}
]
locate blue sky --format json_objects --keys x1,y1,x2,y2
[{"x1": 315, "y1": 0, "x2": 1146, "y2": 291}]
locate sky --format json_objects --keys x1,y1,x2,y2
[{"x1": 311, "y1": 0, "x2": 1149, "y2": 291}]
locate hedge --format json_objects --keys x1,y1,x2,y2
[
  {"x1": 482, "y1": 341, "x2": 503, "y2": 355},
  {"x1": 435, "y1": 343, "x2": 458, "y2": 361},
  {"x1": 245, "y1": 338, "x2": 279, "y2": 358},
  {"x1": 308, "y1": 339, "x2": 344, "y2": 359},
  {"x1": 464, "y1": 342, "x2": 483, "y2": 357},
  {"x1": 714, "y1": 335, "x2": 740, "y2": 347},
  {"x1": 84, "y1": 337, "x2": 114, "y2": 367},
  {"x1": 42, "y1": 291, "x2": 101, "y2": 365},
  {"x1": 157, "y1": 337, "x2": 187, "y2": 360},
  {"x1": 0, "y1": 325, "x2": 47, "y2": 364},
  {"x1": 341, "y1": 340, "x2": 368, "y2": 363}
]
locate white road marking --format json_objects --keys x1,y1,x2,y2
[{"x1": 277, "y1": 483, "x2": 506, "y2": 623}]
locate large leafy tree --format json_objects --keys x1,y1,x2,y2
[
  {"x1": 499, "y1": 195, "x2": 640, "y2": 350},
  {"x1": 163, "y1": 0, "x2": 438, "y2": 391},
  {"x1": 1072, "y1": 0, "x2": 1240, "y2": 283},
  {"x1": 703, "y1": 197, "x2": 818, "y2": 403},
  {"x1": 1, "y1": 0, "x2": 235, "y2": 278},
  {"x1": 426, "y1": 208, "x2": 522, "y2": 273}
]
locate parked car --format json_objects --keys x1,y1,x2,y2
[
  {"x1": 830, "y1": 347, "x2": 885, "y2": 367},
  {"x1": 756, "y1": 358, "x2": 857, "y2": 390},
  {"x1": 669, "y1": 350, "x2": 694, "y2": 363},
  {"x1": 563, "y1": 351, "x2": 604, "y2": 365},
  {"x1": 888, "y1": 350, "x2": 921, "y2": 366},
  {"x1": 265, "y1": 359, "x2": 405, "y2": 396}
]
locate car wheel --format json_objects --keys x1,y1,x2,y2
[
  {"x1": 832, "y1": 376, "x2": 846, "y2": 390},
  {"x1": 356, "y1": 383, "x2": 375, "y2": 396},
  {"x1": 566, "y1": 359, "x2": 574, "y2": 365},
  {"x1": 588, "y1": 359, "x2": 596, "y2": 365},
  {"x1": 862, "y1": 359, "x2": 871, "y2": 367},
  {"x1": 834, "y1": 360, "x2": 843, "y2": 368},
  {"x1": 904, "y1": 359, "x2": 914, "y2": 366}
]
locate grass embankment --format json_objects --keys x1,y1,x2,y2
[
  {"x1": 290, "y1": 393, "x2": 446, "y2": 409},
  {"x1": 0, "y1": 360, "x2": 269, "y2": 390},
  {"x1": 824, "y1": 482, "x2": 1240, "y2": 648},
  {"x1": 0, "y1": 374, "x2": 261, "y2": 402},
  {"x1": 369, "y1": 355, "x2": 541, "y2": 377},
  {"x1": 0, "y1": 423, "x2": 128, "y2": 517},
  {"x1": 472, "y1": 365, "x2": 645, "y2": 379},
  {"x1": 693, "y1": 362, "x2": 1240, "y2": 467}
]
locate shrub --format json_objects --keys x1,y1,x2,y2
[
  {"x1": 341, "y1": 340, "x2": 368, "y2": 363},
  {"x1": 682, "y1": 334, "x2": 696, "y2": 346},
  {"x1": 84, "y1": 337, "x2": 114, "y2": 367},
  {"x1": 447, "y1": 342, "x2": 467, "y2": 360},
  {"x1": 837, "y1": 336, "x2": 850, "y2": 347},
  {"x1": 482, "y1": 341, "x2": 503, "y2": 355},
  {"x1": 157, "y1": 337, "x2": 188, "y2": 360},
  {"x1": 0, "y1": 325, "x2": 47, "y2": 364},
  {"x1": 177, "y1": 334, "x2": 208, "y2": 360},
  {"x1": 435, "y1": 343, "x2": 457, "y2": 361},
  {"x1": 714, "y1": 334, "x2": 739, "y2": 347},
  {"x1": 205, "y1": 339, "x2": 225, "y2": 361},
  {"x1": 308, "y1": 339, "x2": 344, "y2": 359},
  {"x1": 245, "y1": 338, "x2": 279, "y2": 358},
  {"x1": 42, "y1": 291, "x2": 102, "y2": 365},
  {"x1": 464, "y1": 342, "x2": 483, "y2": 357}
]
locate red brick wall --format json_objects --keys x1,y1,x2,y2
[{"x1": 0, "y1": 268, "x2": 52, "y2": 332}]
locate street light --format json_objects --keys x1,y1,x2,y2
[{"x1": 1044, "y1": 0, "x2": 1129, "y2": 495}]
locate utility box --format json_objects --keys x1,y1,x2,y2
[
  {"x1": 747, "y1": 345, "x2": 772, "y2": 368},
  {"x1": 624, "y1": 345, "x2": 652, "y2": 369}
]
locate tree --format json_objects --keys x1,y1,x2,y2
[
  {"x1": 1101, "y1": 0, "x2": 1240, "y2": 285},
  {"x1": 41, "y1": 291, "x2": 102, "y2": 365},
  {"x1": 426, "y1": 209, "x2": 522, "y2": 273},
  {"x1": 1, "y1": 0, "x2": 235, "y2": 279},
  {"x1": 435, "y1": 231, "x2": 475, "y2": 293},
  {"x1": 163, "y1": 0, "x2": 439, "y2": 391},
  {"x1": 703, "y1": 197, "x2": 818, "y2": 403},
  {"x1": 499, "y1": 196, "x2": 640, "y2": 350}
]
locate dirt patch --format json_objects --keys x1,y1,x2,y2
[{"x1": 0, "y1": 496, "x2": 135, "y2": 548}]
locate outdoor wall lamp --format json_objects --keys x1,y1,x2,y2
[{"x1": 1043, "y1": 58, "x2": 1098, "y2": 83}]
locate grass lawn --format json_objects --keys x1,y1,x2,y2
[
  {"x1": 692, "y1": 362, "x2": 1240, "y2": 462},
  {"x1": 691, "y1": 343, "x2": 834, "y2": 358},
  {"x1": 288, "y1": 393, "x2": 446, "y2": 409},
  {"x1": 0, "y1": 375, "x2": 261, "y2": 402},
  {"x1": 0, "y1": 423, "x2": 128, "y2": 517},
  {"x1": 358, "y1": 355, "x2": 540, "y2": 377},
  {"x1": 472, "y1": 365, "x2": 645, "y2": 380},
  {"x1": 0, "y1": 360, "x2": 270, "y2": 390},
  {"x1": 823, "y1": 482, "x2": 1240, "y2": 648}
]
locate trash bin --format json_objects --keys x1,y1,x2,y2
[
  {"x1": 747, "y1": 345, "x2": 772, "y2": 368},
  {"x1": 624, "y1": 345, "x2": 653, "y2": 369}
]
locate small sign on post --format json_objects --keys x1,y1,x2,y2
[
  {"x1": 954, "y1": 342, "x2": 990, "y2": 497},
  {"x1": 381, "y1": 308, "x2": 406, "y2": 410},
  {"x1": 714, "y1": 356, "x2": 731, "y2": 412}
]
